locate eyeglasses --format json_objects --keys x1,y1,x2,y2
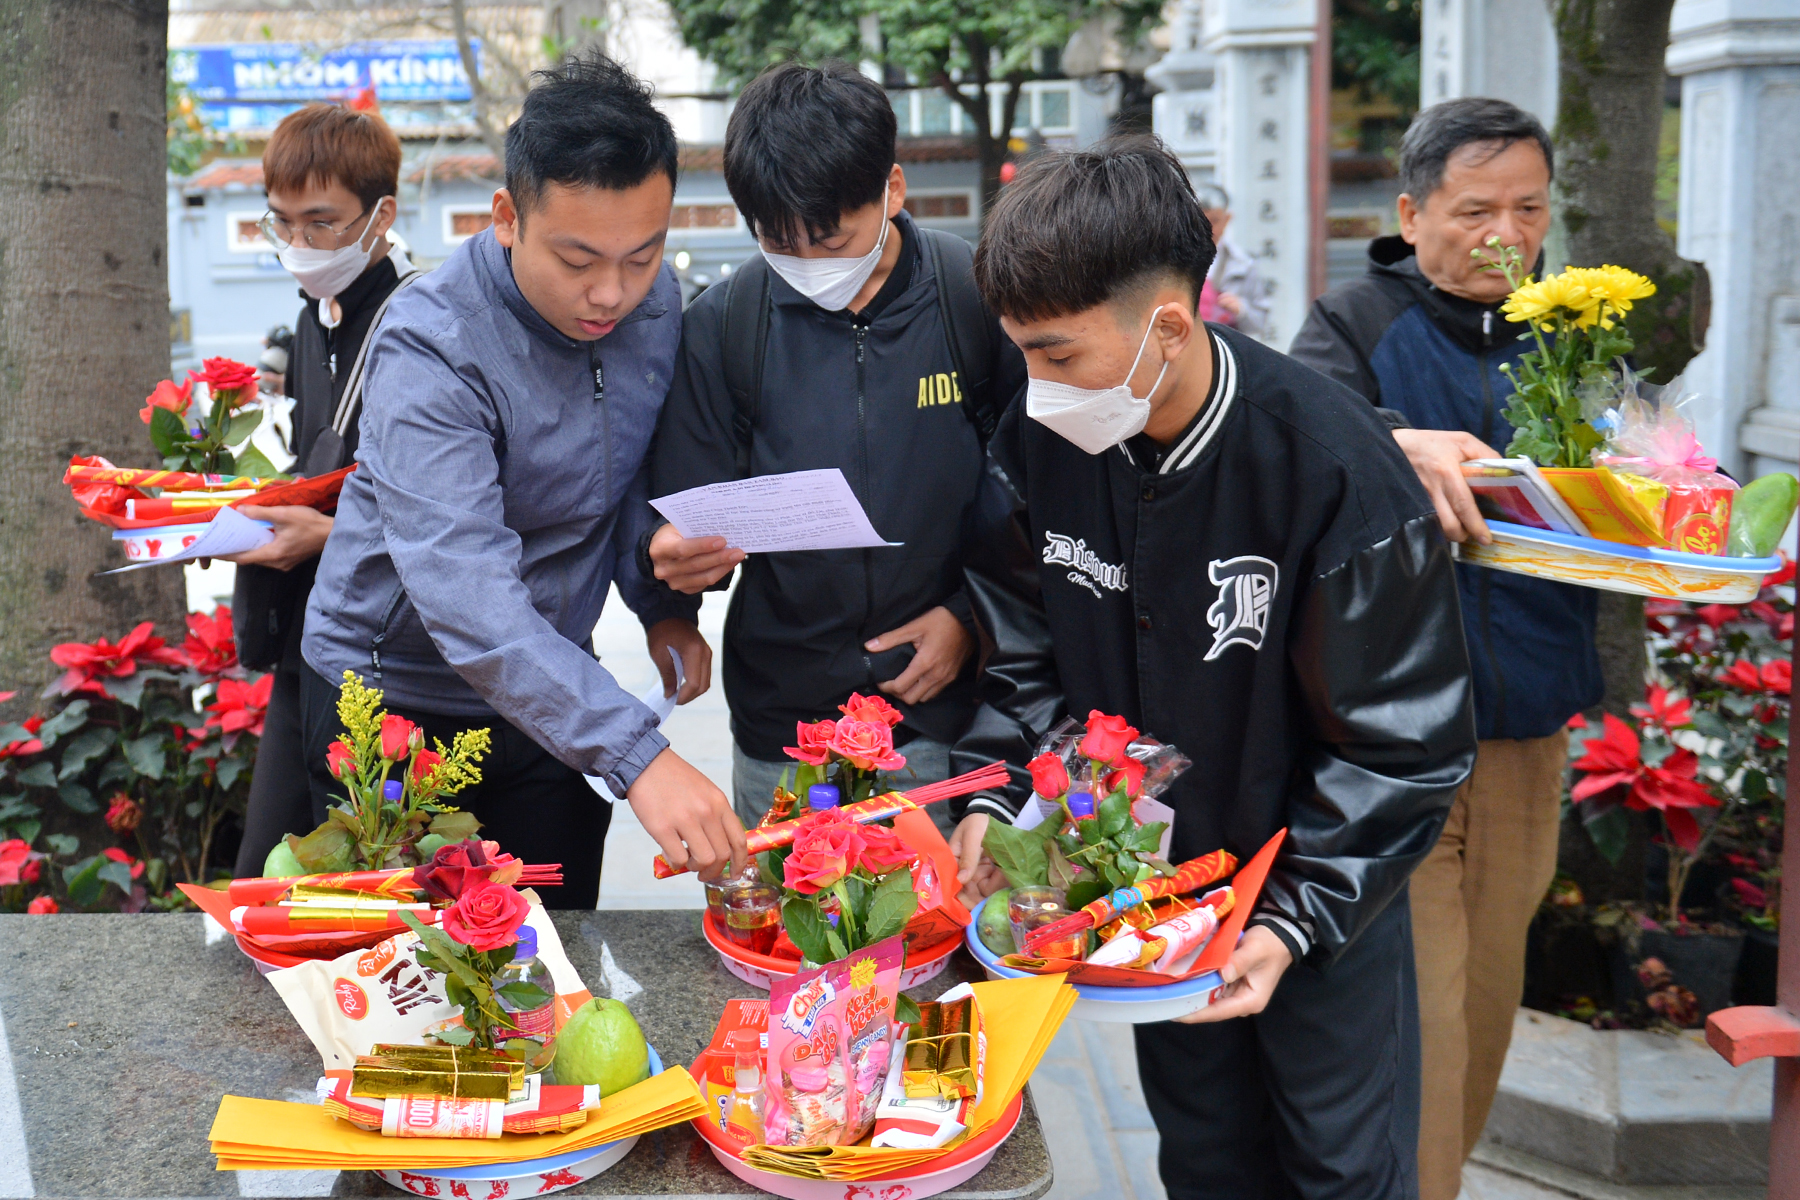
[{"x1": 258, "y1": 204, "x2": 375, "y2": 251}]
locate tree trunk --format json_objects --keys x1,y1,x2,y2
[
  {"x1": 451, "y1": 0, "x2": 508, "y2": 165},
  {"x1": 0, "y1": 0, "x2": 185, "y2": 711}
]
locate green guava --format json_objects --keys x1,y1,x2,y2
[
  {"x1": 554, "y1": 998, "x2": 650, "y2": 1096},
  {"x1": 978, "y1": 888, "x2": 1016, "y2": 956},
  {"x1": 263, "y1": 839, "x2": 306, "y2": 878}
]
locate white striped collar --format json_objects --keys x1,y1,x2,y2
[{"x1": 1117, "y1": 330, "x2": 1240, "y2": 474}]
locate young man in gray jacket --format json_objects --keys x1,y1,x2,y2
[{"x1": 300, "y1": 55, "x2": 745, "y2": 906}]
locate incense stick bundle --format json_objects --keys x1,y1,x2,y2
[{"x1": 1019, "y1": 850, "x2": 1238, "y2": 953}]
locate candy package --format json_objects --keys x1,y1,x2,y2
[{"x1": 762, "y1": 935, "x2": 903, "y2": 1147}]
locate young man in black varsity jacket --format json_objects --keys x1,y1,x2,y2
[
  {"x1": 945, "y1": 136, "x2": 1478, "y2": 1199},
  {"x1": 643, "y1": 62, "x2": 1024, "y2": 825}
]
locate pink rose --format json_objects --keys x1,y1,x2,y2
[
  {"x1": 440, "y1": 881, "x2": 530, "y2": 952},
  {"x1": 828, "y1": 719, "x2": 906, "y2": 772},
  {"x1": 783, "y1": 811, "x2": 867, "y2": 895},
  {"x1": 839, "y1": 692, "x2": 903, "y2": 728},
  {"x1": 783, "y1": 719, "x2": 837, "y2": 766},
  {"x1": 856, "y1": 822, "x2": 914, "y2": 876}
]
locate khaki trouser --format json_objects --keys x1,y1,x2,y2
[{"x1": 1413, "y1": 732, "x2": 1567, "y2": 1200}]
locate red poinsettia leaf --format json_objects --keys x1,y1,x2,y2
[{"x1": 1662, "y1": 807, "x2": 1703, "y2": 854}]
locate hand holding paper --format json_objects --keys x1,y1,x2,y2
[{"x1": 650, "y1": 469, "x2": 900, "y2": 553}]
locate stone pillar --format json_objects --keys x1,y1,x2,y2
[
  {"x1": 1420, "y1": 0, "x2": 1558, "y2": 126},
  {"x1": 1147, "y1": 0, "x2": 1219, "y2": 190},
  {"x1": 1666, "y1": 0, "x2": 1800, "y2": 477},
  {"x1": 1205, "y1": 0, "x2": 1317, "y2": 345}
]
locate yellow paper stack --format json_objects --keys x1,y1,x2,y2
[
  {"x1": 738, "y1": 973, "x2": 1077, "y2": 1182},
  {"x1": 209, "y1": 1068, "x2": 707, "y2": 1171}
]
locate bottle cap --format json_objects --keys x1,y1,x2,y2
[
  {"x1": 512, "y1": 925, "x2": 538, "y2": 960},
  {"x1": 383, "y1": 779, "x2": 403, "y2": 802},
  {"x1": 1067, "y1": 791, "x2": 1096, "y2": 819},
  {"x1": 807, "y1": 783, "x2": 841, "y2": 811}
]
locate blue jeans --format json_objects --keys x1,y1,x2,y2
[{"x1": 731, "y1": 736, "x2": 958, "y2": 838}]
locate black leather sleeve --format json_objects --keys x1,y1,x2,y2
[
  {"x1": 948, "y1": 454, "x2": 1067, "y2": 823},
  {"x1": 1262, "y1": 513, "x2": 1476, "y2": 966}
]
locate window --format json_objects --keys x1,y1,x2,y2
[
  {"x1": 920, "y1": 89, "x2": 954, "y2": 135},
  {"x1": 225, "y1": 211, "x2": 268, "y2": 254},
  {"x1": 441, "y1": 205, "x2": 494, "y2": 245},
  {"x1": 1037, "y1": 86, "x2": 1072, "y2": 131},
  {"x1": 902, "y1": 192, "x2": 973, "y2": 220},
  {"x1": 670, "y1": 202, "x2": 738, "y2": 230},
  {"x1": 183, "y1": 193, "x2": 206, "y2": 209}
]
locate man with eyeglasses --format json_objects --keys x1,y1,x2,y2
[{"x1": 228, "y1": 102, "x2": 415, "y2": 877}]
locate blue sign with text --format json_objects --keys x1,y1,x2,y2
[{"x1": 172, "y1": 40, "x2": 479, "y2": 104}]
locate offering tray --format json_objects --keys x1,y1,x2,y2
[
  {"x1": 964, "y1": 922, "x2": 1226, "y2": 1023},
  {"x1": 1460, "y1": 520, "x2": 1783, "y2": 602},
  {"x1": 699, "y1": 906, "x2": 960, "y2": 991}
]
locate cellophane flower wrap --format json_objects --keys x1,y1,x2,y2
[
  {"x1": 762, "y1": 935, "x2": 903, "y2": 1146},
  {"x1": 1593, "y1": 382, "x2": 1737, "y2": 555}
]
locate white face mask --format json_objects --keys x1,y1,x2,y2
[
  {"x1": 278, "y1": 202, "x2": 388, "y2": 300},
  {"x1": 760, "y1": 184, "x2": 892, "y2": 311},
  {"x1": 1025, "y1": 306, "x2": 1171, "y2": 454}
]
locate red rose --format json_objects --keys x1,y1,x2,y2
[
  {"x1": 410, "y1": 748, "x2": 443, "y2": 783},
  {"x1": 27, "y1": 895, "x2": 58, "y2": 914},
  {"x1": 440, "y1": 880, "x2": 530, "y2": 951},
  {"x1": 1104, "y1": 755, "x2": 1148, "y2": 798},
  {"x1": 783, "y1": 718, "x2": 837, "y2": 766},
  {"x1": 192, "y1": 357, "x2": 260, "y2": 409},
  {"x1": 856, "y1": 822, "x2": 914, "y2": 875},
  {"x1": 327, "y1": 739, "x2": 356, "y2": 779},
  {"x1": 139, "y1": 378, "x2": 193, "y2": 424},
  {"x1": 783, "y1": 811, "x2": 866, "y2": 895},
  {"x1": 1027, "y1": 752, "x2": 1070, "y2": 798},
  {"x1": 379, "y1": 714, "x2": 416, "y2": 760},
  {"x1": 1079, "y1": 711, "x2": 1138, "y2": 763},
  {"x1": 839, "y1": 692, "x2": 903, "y2": 728},
  {"x1": 828, "y1": 719, "x2": 907, "y2": 772},
  {"x1": 105, "y1": 794, "x2": 142, "y2": 834},
  {"x1": 411, "y1": 837, "x2": 517, "y2": 903}
]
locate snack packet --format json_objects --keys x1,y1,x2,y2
[
  {"x1": 871, "y1": 983, "x2": 987, "y2": 1149},
  {"x1": 762, "y1": 934, "x2": 903, "y2": 1147}
]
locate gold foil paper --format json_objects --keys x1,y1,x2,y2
[
  {"x1": 349, "y1": 1045, "x2": 526, "y2": 1100},
  {"x1": 901, "y1": 998, "x2": 977, "y2": 1100}
]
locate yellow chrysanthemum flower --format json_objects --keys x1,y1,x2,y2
[
  {"x1": 1563, "y1": 265, "x2": 1656, "y2": 327},
  {"x1": 1502, "y1": 272, "x2": 1597, "y2": 329}
]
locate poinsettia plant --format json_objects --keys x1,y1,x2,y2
[
  {"x1": 280, "y1": 670, "x2": 491, "y2": 873},
  {"x1": 978, "y1": 710, "x2": 1187, "y2": 912},
  {"x1": 781, "y1": 692, "x2": 909, "y2": 806},
  {"x1": 758, "y1": 806, "x2": 919, "y2": 968},
  {"x1": 400, "y1": 881, "x2": 549, "y2": 1052},
  {"x1": 140, "y1": 356, "x2": 284, "y2": 477},
  {"x1": 0, "y1": 607, "x2": 265, "y2": 912}
]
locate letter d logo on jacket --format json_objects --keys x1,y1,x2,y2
[{"x1": 1205, "y1": 556, "x2": 1278, "y2": 660}]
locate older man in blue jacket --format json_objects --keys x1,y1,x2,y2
[
  {"x1": 301, "y1": 55, "x2": 745, "y2": 907},
  {"x1": 1291, "y1": 97, "x2": 1601, "y2": 1200}
]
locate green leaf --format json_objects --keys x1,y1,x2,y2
[
  {"x1": 1066, "y1": 878, "x2": 1109, "y2": 911},
  {"x1": 895, "y1": 994, "x2": 922, "y2": 1027},
  {"x1": 1126, "y1": 821, "x2": 1167, "y2": 853},
  {"x1": 496, "y1": 981, "x2": 552, "y2": 1008},
  {"x1": 1141, "y1": 854, "x2": 1179, "y2": 877},
  {"x1": 782, "y1": 896, "x2": 836, "y2": 965},
  {"x1": 44, "y1": 834, "x2": 79, "y2": 856},
  {"x1": 231, "y1": 442, "x2": 282, "y2": 480},
  {"x1": 58, "y1": 782, "x2": 96, "y2": 814},
  {"x1": 97, "y1": 860, "x2": 134, "y2": 893},
  {"x1": 149, "y1": 405, "x2": 191, "y2": 456},
  {"x1": 982, "y1": 819, "x2": 1050, "y2": 889},
  {"x1": 1045, "y1": 839, "x2": 1079, "y2": 892},
  {"x1": 36, "y1": 701, "x2": 91, "y2": 748},
  {"x1": 415, "y1": 833, "x2": 452, "y2": 860},
  {"x1": 1076, "y1": 817, "x2": 1103, "y2": 846},
  {"x1": 224, "y1": 407, "x2": 263, "y2": 446},
  {"x1": 95, "y1": 758, "x2": 132, "y2": 790},
  {"x1": 122, "y1": 733, "x2": 167, "y2": 780},
  {"x1": 104, "y1": 673, "x2": 148, "y2": 710},
  {"x1": 1692, "y1": 710, "x2": 1731, "y2": 740},
  {"x1": 427, "y1": 810, "x2": 481, "y2": 841},
  {"x1": 825, "y1": 927, "x2": 848, "y2": 962},
  {"x1": 0, "y1": 723, "x2": 35, "y2": 746},
  {"x1": 57, "y1": 726, "x2": 116, "y2": 780},
  {"x1": 145, "y1": 857, "x2": 167, "y2": 893},
  {"x1": 757, "y1": 848, "x2": 786, "y2": 888},
  {"x1": 64, "y1": 855, "x2": 103, "y2": 907},
  {"x1": 863, "y1": 867, "x2": 918, "y2": 944},
  {"x1": 215, "y1": 756, "x2": 245, "y2": 791},
  {"x1": 1097, "y1": 788, "x2": 1131, "y2": 837},
  {"x1": 14, "y1": 762, "x2": 56, "y2": 790},
  {"x1": 435, "y1": 1023, "x2": 475, "y2": 1047},
  {"x1": 287, "y1": 822, "x2": 356, "y2": 872},
  {"x1": 1583, "y1": 805, "x2": 1631, "y2": 866}
]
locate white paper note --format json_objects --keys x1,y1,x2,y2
[
  {"x1": 649, "y1": 468, "x2": 900, "y2": 552},
  {"x1": 104, "y1": 506, "x2": 275, "y2": 573}
]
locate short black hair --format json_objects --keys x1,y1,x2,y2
[
  {"x1": 504, "y1": 52, "x2": 678, "y2": 216},
  {"x1": 1399, "y1": 97, "x2": 1553, "y2": 205},
  {"x1": 975, "y1": 134, "x2": 1216, "y2": 324},
  {"x1": 723, "y1": 61, "x2": 896, "y2": 247}
]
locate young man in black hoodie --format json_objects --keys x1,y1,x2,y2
[
  {"x1": 645, "y1": 62, "x2": 1025, "y2": 823},
  {"x1": 947, "y1": 136, "x2": 1477, "y2": 1198}
]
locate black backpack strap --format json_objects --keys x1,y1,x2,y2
[
  {"x1": 923, "y1": 228, "x2": 998, "y2": 443},
  {"x1": 720, "y1": 256, "x2": 772, "y2": 476}
]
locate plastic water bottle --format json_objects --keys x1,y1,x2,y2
[{"x1": 496, "y1": 925, "x2": 557, "y2": 1071}]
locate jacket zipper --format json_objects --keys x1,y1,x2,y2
[
  {"x1": 1476, "y1": 313, "x2": 1508, "y2": 732},
  {"x1": 369, "y1": 586, "x2": 408, "y2": 682},
  {"x1": 854, "y1": 322, "x2": 875, "y2": 679}
]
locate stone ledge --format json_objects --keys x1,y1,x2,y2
[
  {"x1": 1469, "y1": 1142, "x2": 1765, "y2": 1200},
  {"x1": 1479, "y1": 1010, "x2": 1770, "y2": 1187}
]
